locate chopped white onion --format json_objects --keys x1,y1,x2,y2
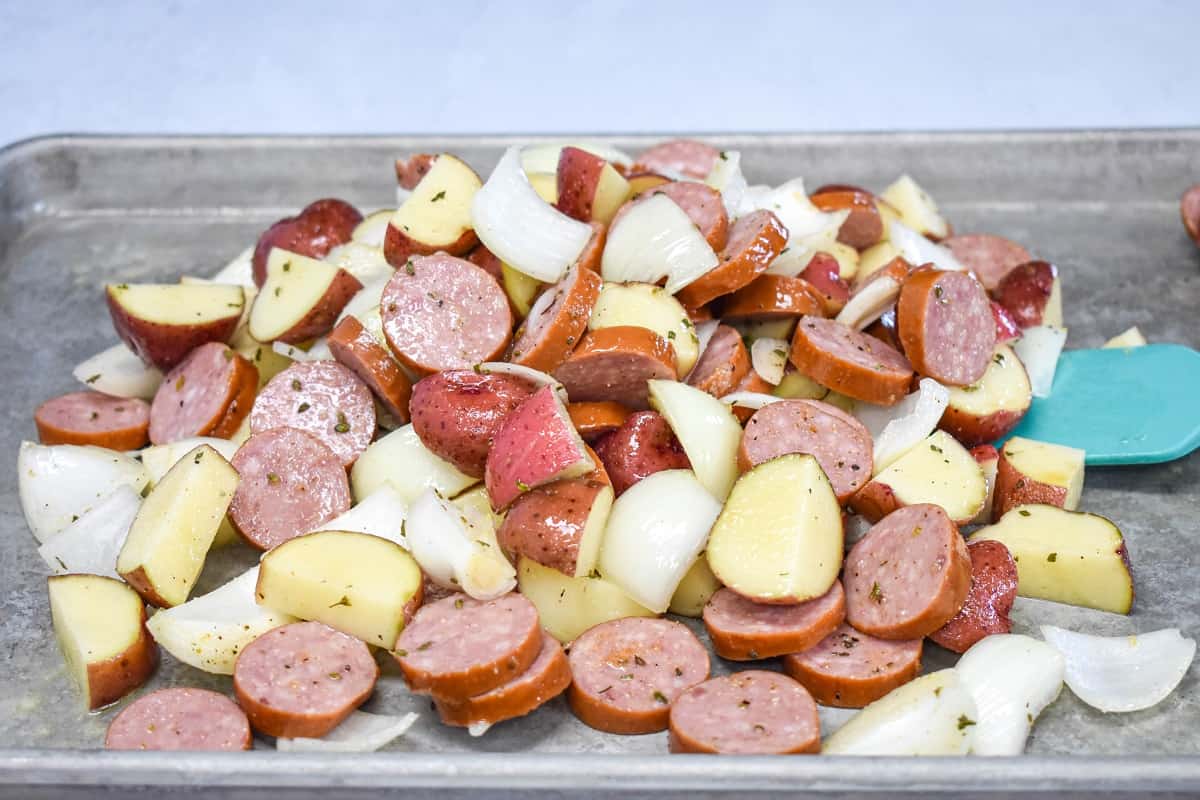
[
  {"x1": 647, "y1": 380, "x2": 742, "y2": 502},
  {"x1": 467, "y1": 721, "x2": 492, "y2": 738},
  {"x1": 351, "y1": 209, "x2": 394, "y2": 248},
  {"x1": 519, "y1": 142, "x2": 633, "y2": 175},
  {"x1": 312, "y1": 485, "x2": 408, "y2": 548},
  {"x1": 836, "y1": 276, "x2": 901, "y2": 331},
  {"x1": 350, "y1": 425, "x2": 477, "y2": 505},
  {"x1": 38, "y1": 485, "x2": 140, "y2": 579},
  {"x1": 955, "y1": 634, "x2": 1065, "y2": 755},
  {"x1": 476, "y1": 362, "x2": 569, "y2": 404},
  {"x1": 1012, "y1": 325, "x2": 1067, "y2": 398},
  {"x1": 740, "y1": 178, "x2": 845, "y2": 240},
  {"x1": 1040, "y1": 625, "x2": 1196, "y2": 713},
  {"x1": 337, "y1": 276, "x2": 390, "y2": 325},
  {"x1": 73, "y1": 343, "x2": 163, "y2": 400},
  {"x1": 277, "y1": 711, "x2": 419, "y2": 752},
  {"x1": 600, "y1": 193, "x2": 719, "y2": 294},
  {"x1": 471, "y1": 146, "x2": 592, "y2": 283},
  {"x1": 323, "y1": 241, "x2": 393, "y2": 287},
  {"x1": 406, "y1": 488, "x2": 515, "y2": 600},
  {"x1": 597, "y1": 470, "x2": 721, "y2": 613},
  {"x1": 854, "y1": 378, "x2": 951, "y2": 474},
  {"x1": 705, "y1": 150, "x2": 747, "y2": 219},
  {"x1": 720, "y1": 392, "x2": 781, "y2": 411},
  {"x1": 272, "y1": 338, "x2": 331, "y2": 363},
  {"x1": 18, "y1": 441, "x2": 149, "y2": 543},
  {"x1": 888, "y1": 220, "x2": 966, "y2": 273},
  {"x1": 749, "y1": 338, "x2": 789, "y2": 385},
  {"x1": 691, "y1": 320, "x2": 720, "y2": 362},
  {"x1": 210, "y1": 246, "x2": 255, "y2": 286}
]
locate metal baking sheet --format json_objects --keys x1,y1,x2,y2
[{"x1": 0, "y1": 131, "x2": 1198, "y2": 798}]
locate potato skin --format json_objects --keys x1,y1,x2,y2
[
  {"x1": 252, "y1": 198, "x2": 362, "y2": 287},
  {"x1": 847, "y1": 480, "x2": 901, "y2": 524},
  {"x1": 939, "y1": 405, "x2": 1026, "y2": 448},
  {"x1": 383, "y1": 222, "x2": 478, "y2": 269},
  {"x1": 992, "y1": 451, "x2": 1068, "y2": 518},
  {"x1": 85, "y1": 606, "x2": 159, "y2": 710},
  {"x1": 272, "y1": 267, "x2": 363, "y2": 344},
  {"x1": 992, "y1": 261, "x2": 1057, "y2": 328},
  {"x1": 107, "y1": 288, "x2": 241, "y2": 371},
  {"x1": 555, "y1": 146, "x2": 607, "y2": 222}
]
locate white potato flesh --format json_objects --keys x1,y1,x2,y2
[
  {"x1": 390, "y1": 154, "x2": 481, "y2": 248},
  {"x1": 350, "y1": 424, "x2": 477, "y2": 504},
  {"x1": 880, "y1": 174, "x2": 950, "y2": 239},
  {"x1": 1103, "y1": 326, "x2": 1147, "y2": 349},
  {"x1": 589, "y1": 282, "x2": 700, "y2": 376},
  {"x1": 38, "y1": 485, "x2": 140, "y2": 579},
  {"x1": 517, "y1": 557, "x2": 656, "y2": 644},
  {"x1": 668, "y1": 556, "x2": 723, "y2": 618},
  {"x1": 647, "y1": 379, "x2": 742, "y2": 502},
  {"x1": 351, "y1": 209, "x2": 395, "y2": 248},
  {"x1": 946, "y1": 345, "x2": 1031, "y2": 418},
  {"x1": 140, "y1": 437, "x2": 239, "y2": 487},
  {"x1": 1001, "y1": 436, "x2": 1085, "y2": 510},
  {"x1": 249, "y1": 248, "x2": 347, "y2": 343},
  {"x1": 48, "y1": 574, "x2": 147, "y2": 707},
  {"x1": 73, "y1": 343, "x2": 163, "y2": 400},
  {"x1": 865, "y1": 430, "x2": 986, "y2": 521},
  {"x1": 108, "y1": 282, "x2": 244, "y2": 325},
  {"x1": 823, "y1": 669, "x2": 977, "y2": 755}
]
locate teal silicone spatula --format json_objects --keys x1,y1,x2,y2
[{"x1": 1007, "y1": 344, "x2": 1200, "y2": 465}]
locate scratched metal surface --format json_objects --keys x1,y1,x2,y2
[{"x1": 0, "y1": 132, "x2": 1197, "y2": 798}]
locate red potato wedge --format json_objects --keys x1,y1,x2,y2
[
  {"x1": 992, "y1": 436, "x2": 1085, "y2": 518},
  {"x1": 106, "y1": 283, "x2": 244, "y2": 371},
  {"x1": 991, "y1": 300, "x2": 1022, "y2": 343},
  {"x1": 810, "y1": 189, "x2": 885, "y2": 250},
  {"x1": 1183, "y1": 184, "x2": 1200, "y2": 247},
  {"x1": 556, "y1": 147, "x2": 630, "y2": 224},
  {"x1": 497, "y1": 475, "x2": 614, "y2": 577},
  {"x1": 848, "y1": 430, "x2": 987, "y2": 525},
  {"x1": 383, "y1": 154, "x2": 482, "y2": 267},
  {"x1": 248, "y1": 249, "x2": 362, "y2": 344},
  {"x1": 801, "y1": 251, "x2": 852, "y2": 315},
  {"x1": 485, "y1": 385, "x2": 596, "y2": 510},
  {"x1": 938, "y1": 345, "x2": 1032, "y2": 447},
  {"x1": 395, "y1": 153, "x2": 437, "y2": 190},
  {"x1": 880, "y1": 175, "x2": 951, "y2": 240},
  {"x1": 251, "y1": 198, "x2": 362, "y2": 287},
  {"x1": 992, "y1": 261, "x2": 1063, "y2": 329}
]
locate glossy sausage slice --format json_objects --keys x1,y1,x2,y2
[
  {"x1": 631, "y1": 139, "x2": 720, "y2": 180},
  {"x1": 668, "y1": 671, "x2": 821, "y2": 754},
  {"x1": 149, "y1": 342, "x2": 257, "y2": 444},
  {"x1": 252, "y1": 198, "x2": 362, "y2": 287},
  {"x1": 509, "y1": 264, "x2": 602, "y2": 373},
  {"x1": 233, "y1": 621, "x2": 378, "y2": 739},
  {"x1": 228, "y1": 428, "x2": 351, "y2": 550},
  {"x1": 328, "y1": 315, "x2": 413, "y2": 424},
  {"x1": 719, "y1": 275, "x2": 826, "y2": 322},
  {"x1": 942, "y1": 234, "x2": 1033, "y2": 291},
  {"x1": 781, "y1": 622, "x2": 923, "y2": 708},
  {"x1": 929, "y1": 539, "x2": 1018, "y2": 653},
  {"x1": 685, "y1": 324, "x2": 750, "y2": 398},
  {"x1": 433, "y1": 632, "x2": 571, "y2": 727},
  {"x1": 567, "y1": 617, "x2": 709, "y2": 735},
  {"x1": 592, "y1": 410, "x2": 690, "y2": 496},
  {"x1": 567, "y1": 400, "x2": 631, "y2": 442},
  {"x1": 250, "y1": 360, "x2": 376, "y2": 468},
  {"x1": 552, "y1": 326, "x2": 675, "y2": 410},
  {"x1": 896, "y1": 269, "x2": 995, "y2": 387},
  {"x1": 381, "y1": 253, "x2": 513, "y2": 375},
  {"x1": 35, "y1": 391, "x2": 150, "y2": 450},
  {"x1": 105, "y1": 688, "x2": 251, "y2": 751},
  {"x1": 395, "y1": 593, "x2": 542, "y2": 698},
  {"x1": 810, "y1": 189, "x2": 884, "y2": 250},
  {"x1": 674, "y1": 210, "x2": 789, "y2": 309},
  {"x1": 703, "y1": 583, "x2": 845, "y2": 661},
  {"x1": 843, "y1": 504, "x2": 971, "y2": 640},
  {"x1": 789, "y1": 317, "x2": 913, "y2": 406}
]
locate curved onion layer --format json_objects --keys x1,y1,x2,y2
[
  {"x1": 1041, "y1": 625, "x2": 1196, "y2": 713},
  {"x1": 350, "y1": 425, "x2": 477, "y2": 505},
  {"x1": 350, "y1": 209, "x2": 395, "y2": 248},
  {"x1": 597, "y1": 469, "x2": 722, "y2": 613},
  {"x1": 312, "y1": 484, "x2": 408, "y2": 548},
  {"x1": 1012, "y1": 325, "x2": 1067, "y2": 398},
  {"x1": 705, "y1": 149, "x2": 747, "y2": 219},
  {"x1": 73, "y1": 343, "x2": 163, "y2": 400},
  {"x1": 955, "y1": 634, "x2": 1065, "y2": 755},
  {"x1": 323, "y1": 241, "x2": 393, "y2": 287},
  {"x1": 600, "y1": 193, "x2": 719, "y2": 294},
  {"x1": 836, "y1": 275, "x2": 901, "y2": 331},
  {"x1": 888, "y1": 220, "x2": 966, "y2": 273},
  {"x1": 648, "y1": 379, "x2": 742, "y2": 502},
  {"x1": 38, "y1": 485, "x2": 140, "y2": 579},
  {"x1": 720, "y1": 391, "x2": 781, "y2": 411},
  {"x1": 691, "y1": 320, "x2": 720, "y2": 362},
  {"x1": 210, "y1": 246, "x2": 254, "y2": 286},
  {"x1": 272, "y1": 338, "x2": 332, "y2": 363},
  {"x1": 742, "y1": 178, "x2": 845, "y2": 241},
  {"x1": 471, "y1": 146, "x2": 593, "y2": 283},
  {"x1": 277, "y1": 711, "x2": 420, "y2": 752},
  {"x1": 855, "y1": 378, "x2": 950, "y2": 473},
  {"x1": 749, "y1": 337, "x2": 789, "y2": 385},
  {"x1": 477, "y1": 362, "x2": 569, "y2": 404},
  {"x1": 406, "y1": 488, "x2": 515, "y2": 600}
]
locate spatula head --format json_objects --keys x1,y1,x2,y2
[{"x1": 1007, "y1": 344, "x2": 1200, "y2": 465}]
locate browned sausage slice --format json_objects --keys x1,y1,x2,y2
[
  {"x1": 685, "y1": 324, "x2": 750, "y2": 398},
  {"x1": 252, "y1": 198, "x2": 362, "y2": 287},
  {"x1": 149, "y1": 342, "x2": 257, "y2": 444},
  {"x1": 810, "y1": 189, "x2": 884, "y2": 250},
  {"x1": 703, "y1": 583, "x2": 845, "y2": 661},
  {"x1": 228, "y1": 428, "x2": 351, "y2": 550},
  {"x1": 1184, "y1": 184, "x2": 1200, "y2": 247},
  {"x1": 396, "y1": 593, "x2": 542, "y2": 698},
  {"x1": 896, "y1": 269, "x2": 995, "y2": 387},
  {"x1": 631, "y1": 139, "x2": 720, "y2": 180},
  {"x1": 668, "y1": 670, "x2": 821, "y2": 754},
  {"x1": 250, "y1": 361, "x2": 376, "y2": 468},
  {"x1": 789, "y1": 317, "x2": 913, "y2": 406},
  {"x1": 738, "y1": 399, "x2": 873, "y2": 501},
  {"x1": 567, "y1": 617, "x2": 709, "y2": 735},
  {"x1": 592, "y1": 410, "x2": 690, "y2": 496},
  {"x1": 233, "y1": 621, "x2": 378, "y2": 739},
  {"x1": 649, "y1": 181, "x2": 729, "y2": 251},
  {"x1": 843, "y1": 504, "x2": 971, "y2": 640},
  {"x1": 433, "y1": 632, "x2": 571, "y2": 728},
  {"x1": 552, "y1": 326, "x2": 675, "y2": 410},
  {"x1": 942, "y1": 234, "x2": 1033, "y2": 291},
  {"x1": 509, "y1": 264, "x2": 602, "y2": 373},
  {"x1": 381, "y1": 253, "x2": 513, "y2": 375},
  {"x1": 674, "y1": 210, "x2": 789, "y2": 309},
  {"x1": 720, "y1": 274, "x2": 826, "y2": 322},
  {"x1": 328, "y1": 315, "x2": 413, "y2": 424},
  {"x1": 105, "y1": 688, "x2": 251, "y2": 751},
  {"x1": 567, "y1": 400, "x2": 631, "y2": 442},
  {"x1": 929, "y1": 539, "x2": 1018, "y2": 653},
  {"x1": 781, "y1": 622, "x2": 923, "y2": 708},
  {"x1": 35, "y1": 391, "x2": 149, "y2": 451}
]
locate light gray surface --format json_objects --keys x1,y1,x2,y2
[{"x1": 0, "y1": 132, "x2": 1198, "y2": 797}]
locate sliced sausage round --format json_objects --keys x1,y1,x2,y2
[
  {"x1": 567, "y1": 617, "x2": 709, "y2": 735},
  {"x1": 228, "y1": 427, "x2": 351, "y2": 550},
  {"x1": 35, "y1": 391, "x2": 149, "y2": 450},
  {"x1": 650, "y1": 181, "x2": 729, "y2": 251},
  {"x1": 739, "y1": 399, "x2": 873, "y2": 501},
  {"x1": 509, "y1": 264, "x2": 602, "y2": 373},
  {"x1": 631, "y1": 139, "x2": 720, "y2": 180},
  {"x1": 703, "y1": 583, "x2": 845, "y2": 661},
  {"x1": 781, "y1": 622, "x2": 923, "y2": 708},
  {"x1": 381, "y1": 253, "x2": 513, "y2": 374},
  {"x1": 552, "y1": 326, "x2": 675, "y2": 410},
  {"x1": 433, "y1": 632, "x2": 571, "y2": 727},
  {"x1": 1184, "y1": 184, "x2": 1200, "y2": 247},
  {"x1": 575, "y1": 222, "x2": 607, "y2": 274},
  {"x1": 789, "y1": 316, "x2": 913, "y2": 406},
  {"x1": 567, "y1": 400, "x2": 631, "y2": 442},
  {"x1": 395, "y1": 153, "x2": 437, "y2": 190},
  {"x1": 233, "y1": 621, "x2": 378, "y2": 739},
  {"x1": 396, "y1": 593, "x2": 542, "y2": 698},
  {"x1": 149, "y1": 342, "x2": 257, "y2": 445},
  {"x1": 250, "y1": 360, "x2": 375, "y2": 468},
  {"x1": 685, "y1": 324, "x2": 750, "y2": 398},
  {"x1": 675, "y1": 210, "x2": 789, "y2": 309},
  {"x1": 801, "y1": 251, "x2": 851, "y2": 315},
  {"x1": 497, "y1": 475, "x2": 611, "y2": 574},
  {"x1": 105, "y1": 688, "x2": 251, "y2": 751},
  {"x1": 592, "y1": 410, "x2": 690, "y2": 496},
  {"x1": 252, "y1": 198, "x2": 362, "y2": 287},
  {"x1": 327, "y1": 315, "x2": 413, "y2": 424},
  {"x1": 896, "y1": 269, "x2": 995, "y2": 387},
  {"x1": 810, "y1": 189, "x2": 884, "y2": 250},
  {"x1": 942, "y1": 234, "x2": 1033, "y2": 291},
  {"x1": 668, "y1": 670, "x2": 821, "y2": 754},
  {"x1": 843, "y1": 504, "x2": 971, "y2": 640},
  {"x1": 929, "y1": 539, "x2": 1018, "y2": 653},
  {"x1": 720, "y1": 275, "x2": 826, "y2": 322},
  {"x1": 725, "y1": 366, "x2": 775, "y2": 424},
  {"x1": 409, "y1": 369, "x2": 537, "y2": 478}
]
